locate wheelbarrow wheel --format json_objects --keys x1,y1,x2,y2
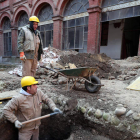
[{"x1": 85, "y1": 75, "x2": 101, "y2": 93}]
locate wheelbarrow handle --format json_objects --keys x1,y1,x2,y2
[
  {"x1": 21, "y1": 112, "x2": 59, "y2": 125},
  {"x1": 40, "y1": 66, "x2": 58, "y2": 73}
]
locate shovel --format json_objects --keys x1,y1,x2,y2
[{"x1": 21, "y1": 112, "x2": 59, "y2": 125}]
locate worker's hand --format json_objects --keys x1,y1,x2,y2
[
  {"x1": 20, "y1": 52, "x2": 26, "y2": 61},
  {"x1": 15, "y1": 120, "x2": 22, "y2": 129},
  {"x1": 54, "y1": 108, "x2": 63, "y2": 114}
]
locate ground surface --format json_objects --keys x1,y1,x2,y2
[{"x1": 1, "y1": 55, "x2": 140, "y2": 139}]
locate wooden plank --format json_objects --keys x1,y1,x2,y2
[
  {"x1": 0, "y1": 89, "x2": 20, "y2": 101},
  {"x1": 126, "y1": 77, "x2": 140, "y2": 91}
]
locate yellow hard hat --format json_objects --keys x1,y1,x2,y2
[
  {"x1": 29, "y1": 16, "x2": 40, "y2": 23},
  {"x1": 21, "y1": 76, "x2": 38, "y2": 87}
]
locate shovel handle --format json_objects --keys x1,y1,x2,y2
[{"x1": 21, "y1": 112, "x2": 59, "y2": 125}]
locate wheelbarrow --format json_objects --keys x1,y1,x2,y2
[{"x1": 40, "y1": 66, "x2": 104, "y2": 93}]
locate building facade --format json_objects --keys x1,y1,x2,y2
[
  {"x1": 101, "y1": 0, "x2": 140, "y2": 59},
  {"x1": 0, "y1": 0, "x2": 140, "y2": 62},
  {"x1": 0, "y1": 0, "x2": 101, "y2": 62}
]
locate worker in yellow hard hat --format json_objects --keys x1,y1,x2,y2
[
  {"x1": 3, "y1": 76, "x2": 62, "y2": 140},
  {"x1": 18, "y1": 16, "x2": 44, "y2": 77}
]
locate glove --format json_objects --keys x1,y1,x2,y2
[
  {"x1": 15, "y1": 120, "x2": 22, "y2": 129},
  {"x1": 20, "y1": 52, "x2": 26, "y2": 61},
  {"x1": 54, "y1": 108, "x2": 63, "y2": 114}
]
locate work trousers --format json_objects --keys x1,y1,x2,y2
[
  {"x1": 22, "y1": 59, "x2": 38, "y2": 77},
  {"x1": 22, "y1": 32, "x2": 40, "y2": 77},
  {"x1": 19, "y1": 128, "x2": 39, "y2": 140}
]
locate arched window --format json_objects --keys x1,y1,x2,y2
[
  {"x1": 3, "y1": 18, "x2": 12, "y2": 56},
  {"x1": 64, "y1": 0, "x2": 89, "y2": 17},
  {"x1": 38, "y1": 4, "x2": 53, "y2": 48},
  {"x1": 63, "y1": 0, "x2": 89, "y2": 53},
  {"x1": 38, "y1": 5, "x2": 53, "y2": 22},
  {"x1": 3, "y1": 18, "x2": 11, "y2": 30},
  {"x1": 18, "y1": 12, "x2": 28, "y2": 27}
]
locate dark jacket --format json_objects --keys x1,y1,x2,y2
[{"x1": 18, "y1": 25, "x2": 43, "y2": 61}]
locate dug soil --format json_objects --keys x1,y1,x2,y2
[{"x1": 1, "y1": 54, "x2": 140, "y2": 139}]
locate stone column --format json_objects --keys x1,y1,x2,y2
[
  {"x1": 0, "y1": 29, "x2": 4, "y2": 57},
  {"x1": 11, "y1": 26, "x2": 18, "y2": 56},
  {"x1": 52, "y1": 15, "x2": 63, "y2": 50},
  {"x1": 87, "y1": 6, "x2": 102, "y2": 54}
]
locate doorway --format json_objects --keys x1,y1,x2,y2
[{"x1": 121, "y1": 16, "x2": 140, "y2": 59}]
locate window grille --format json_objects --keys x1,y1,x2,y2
[
  {"x1": 38, "y1": 5, "x2": 53, "y2": 22},
  {"x1": 4, "y1": 32, "x2": 12, "y2": 56},
  {"x1": 3, "y1": 18, "x2": 11, "y2": 30},
  {"x1": 38, "y1": 5, "x2": 53, "y2": 48},
  {"x1": 102, "y1": 0, "x2": 134, "y2": 8},
  {"x1": 38, "y1": 24, "x2": 53, "y2": 48},
  {"x1": 3, "y1": 18, "x2": 12, "y2": 56},
  {"x1": 64, "y1": 0, "x2": 89, "y2": 17},
  {"x1": 18, "y1": 13, "x2": 28, "y2": 27},
  {"x1": 62, "y1": 16, "x2": 88, "y2": 52}
]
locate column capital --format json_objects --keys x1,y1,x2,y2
[
  {"x1": 87, "y1": 6, "x2": 102, "y2": 14},
  {"x1": 52, "y1": 15, "x2": 63, "y2": 21}
]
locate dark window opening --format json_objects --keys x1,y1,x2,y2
[
  {"x1": 101, "y1": 21, "x2": 109, "y2": 46},
  {"x1": 121, "y1": 17, "x2": 140, "y2": 59}
]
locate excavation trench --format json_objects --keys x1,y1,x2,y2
[{"x1": 0, "y1": 108, "x2": 133, "y2": 140}]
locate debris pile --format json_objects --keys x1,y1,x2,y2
[
  {"x1": 9, "y1": 47, "x2": 140, "y2": 81},
  {"x1": 58, "y1": 53, "x2": 119, "y2": 78},
  {"x1": 41, "y1": 47, "x2": 60, "y2": 66},
  {"x1": 126, "y1": 56, "x2": 140, "y2": 63},
  {"x1": 8, "y1": 66, "x2": 22, "y2": 77},
  {"x1": 8, "y1": 47, "x2": 78, "y2": 77}
]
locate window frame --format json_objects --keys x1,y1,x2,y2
[
  {"x1": 63, "y1": 16, "x2": 88, "y2": 51},
  {"x1": 3, "y1": 18, "x2": 12, "y2": 56}
]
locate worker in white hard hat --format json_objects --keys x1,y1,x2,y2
[
  {"x1": 3, "y1": 76, "x2": 62, "y2": 140},
  {"x1": 18, "y1": 16, "x2": 44, "y2": 77}
]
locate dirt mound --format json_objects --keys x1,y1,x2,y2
[{"x1": 59, "y1": 53, "x2": 120, "y2": 78}]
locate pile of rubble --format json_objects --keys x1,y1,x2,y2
[
  {"x1": 126, "y1": 56, "x2": 140, "y2": 63},
  {"x1": 8, "y1": 47, "x2": 78, "y2": 77},
  {"x1": 9, "y1": 47, "x2": 140, "y2": 82}
]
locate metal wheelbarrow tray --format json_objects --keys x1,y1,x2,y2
[{"x1": 40, "y1": 66, "x2": 104, "y2": 93}]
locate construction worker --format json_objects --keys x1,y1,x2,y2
[
  {"x1": 3, "y1": 76, "x2": 62, "y2": 140},
  {"x1": 18, "y1": 16, "x2": 43, "y2": 77}
]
